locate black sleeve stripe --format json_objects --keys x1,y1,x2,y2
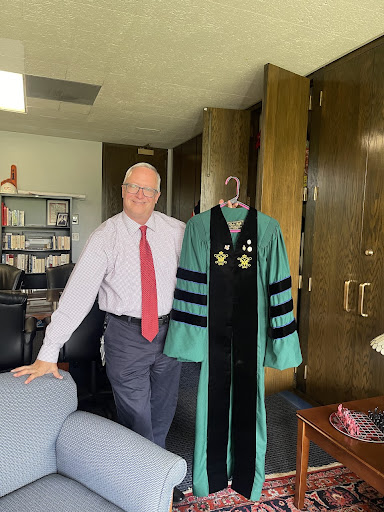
[
  {"x1": 268, "y1": 276, "x2": 292, "y2": 296},
  {"x1": 177, "y1": 267, "x2": 207, "y2": 284},
  {"x1": 171, "y1": 309, "x2": 207, "y2": 327},
  {"x1": 268, "y1": 320, "x2": 297, "y2": 339},
  {"x1": 269, "y1": 299, "x2": 293, "y2": 318},
  {"x1": 174, "y1": 288, "x2": 207, "y2": 306}
]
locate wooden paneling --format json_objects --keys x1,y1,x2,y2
[
  {"x1": 257, "y1": 64, "x2": 310, "y2": 394},
  {"x1": 201, "y1": 108, "x2": 250, "y2": 212},
  {"x1": 102, "y1": 143, "x2": 167, "y2": 221},
  {"x1": 172, "y1": 135, "x2": 202, "y2": 222}
]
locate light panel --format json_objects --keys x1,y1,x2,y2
[{"x1": 0, "y1": 70, "x2": 26, "y2": 113}]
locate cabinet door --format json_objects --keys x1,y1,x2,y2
[
  {"x1": 200, "y1": 107, "x2": 251, "y2": 212},
  {"x1": 258, "y1": 64, "x2": 310, "y2": 395},
  {"x1": 352, "y1": 44, "x2": 384, "y2": 398},
  {"x1": 305, "y1": 50, "x2": 375, "y2": 404}
]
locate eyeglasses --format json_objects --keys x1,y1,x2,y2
[{"x1": 122, "y1": 183, "x2": 158, "y2": 198}]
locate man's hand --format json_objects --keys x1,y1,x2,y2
[
  {"x1": 11, "y1": 360, "x2": 62, "y2": 384},
  {"x1": 219, "y1": 199, "x2": 238, "y2": 208}
]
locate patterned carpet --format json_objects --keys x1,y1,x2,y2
[
  {"x1": 166, "y1": 362, "x2": 335, "y2": 492},
  {"x1": 172, "y1": 465, "x2": 384, "y2": 511}
]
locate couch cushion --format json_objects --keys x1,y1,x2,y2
[
  {"x1": 0, "y1": 474, "x2": 124, "y2": 512},
  {"x1": 0, "y1": 371, "x2": 77, "y2": 497}
]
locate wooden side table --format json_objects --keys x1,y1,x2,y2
[{"x1": 294, "y1": 396, "x2": 384, "y2": 509}]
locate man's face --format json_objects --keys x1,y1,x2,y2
[{"x1": 122, "y1": 167, "x2": 160, "y2": 224}]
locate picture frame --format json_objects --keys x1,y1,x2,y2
[
  {"x1": 56, "y1": 212, "x2": 69, "y2": 227},
  {"x1": 47, "y1": 200, "x2": 68, "y2": 226}
]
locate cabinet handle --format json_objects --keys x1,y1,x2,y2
[
  {"x1": 343, "y1": 280, "x2": 355, "y2": 312},
  {"x1": 358, "y1": 282, "x2": 371, "y2": 317}
]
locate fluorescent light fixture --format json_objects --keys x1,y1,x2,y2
[{"x1": 0, "y1": 70, "x2": 26, "y2": 113}]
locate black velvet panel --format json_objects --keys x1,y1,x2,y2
[
  {"x1": 230, "y1": 207, "x2": 257, "y2": 499},
  {"x1": 268, "y1": 276, "x2": 291, "y2": 296},
  {"x1": 268, "y1": 320, "x2": 297, "y2": 340},
  {"x1": 174, "y1": 288, "x2": 207, "y2": 306},
  {"x1": 171, "y1": 309, "x2": 207, "y2": 327},
  {"x1": 206, "y1": 205, "x2": 258, "y2": 499},
  {"x1": 177, "y1": 267, "x2": 207, "y2": 284},
  {"x1": 207, "y1": 206, "x2": 234, "y2": 494},
  {"x1": 269, "y1": 298, "x2": 293, "y2": 318}
]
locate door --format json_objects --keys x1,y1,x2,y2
[
  {"x1": 352, "y1": 44, "x2": 384, "y2": 399},
  {"x1": 200, "y1": 107, "x2": 251, "y2": 212},
  {"x1": 305, "y1": 48, "x2": 380, "y2": 404},
  {"x1": 257, "y1": 64, "x2": 310, "y2": 394},
  {"x1": 102, "y1": 143, "x2": 168, "y2": 221}
]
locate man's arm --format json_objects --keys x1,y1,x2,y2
[{"x1": 12, "y1": 228, "x2": 109, "y2": 383}]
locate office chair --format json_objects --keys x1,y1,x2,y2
[
  {"x1": 57, "y1": 299, "x2": 112, "y2": 416},
  {"x1": 0, "y1": 291, "x2": 37, "y2": 372},
  {"x1": 0, "y1": 263, "x2": 24, "y2": 290},
  {"x1": 46, "y1": 263, "x2": 75, "y2": 289}
]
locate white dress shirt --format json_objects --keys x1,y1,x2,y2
[{"x1": 38, "y1": 211, "x2": 186, "y2": 363}]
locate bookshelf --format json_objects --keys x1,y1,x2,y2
[{"x1": 1, "y1": 193, "x2": 73, "y2": 288}]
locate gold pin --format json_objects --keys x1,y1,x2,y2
[
  {"x1": 238, "y1": 254, "x2": 252, "y2": 269},
  {"x1": 214, "y1": 251, "x2": 228, "y2": 266}
]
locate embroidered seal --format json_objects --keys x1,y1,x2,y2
[
  {"x1": 238, "y1": 254, "x2": 252, "y2": 269},
  {"x1": 214, "y1": 251, "x2": 228, "y2": 266}
]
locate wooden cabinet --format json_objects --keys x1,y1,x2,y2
[
  {"x1": 299, "y1": 42, "x2": 384, "y2": 404},
  {"x1": 1, "y1": 193, "x2": 72, "y2": 288}
]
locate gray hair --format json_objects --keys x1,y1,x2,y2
[{"x1": 123, "y1": 162, "x2": 161, "y2": 191}]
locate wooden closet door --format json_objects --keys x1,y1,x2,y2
[
  {"x1": 306, "y1": 50, "x2": 374, "y2": 404},
  {"x1": 257, "y1": 64, "x2": 309, "y2": 394},
  {"x1": 353, "y1": 44, "x2": 384, "y2": 398},
  {"x1": 200, "y1": 107, "x2": 251, "y2": 212}
]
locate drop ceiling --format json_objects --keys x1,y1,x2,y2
[{"x1": 0, "y1": 0, "x2": 383, "y2": 148}]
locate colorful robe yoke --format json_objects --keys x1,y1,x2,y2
[{"x1": 163, "y1": 205, "x2": 302, "y2": 501}]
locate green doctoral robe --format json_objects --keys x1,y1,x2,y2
[{"x1": 164, "y1": 205, "x2": 302, "y2": 501}]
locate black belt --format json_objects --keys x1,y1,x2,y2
[{"x1": 111, "y1": 313, "x2": 170, "y2": 326}]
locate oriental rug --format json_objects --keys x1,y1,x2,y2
[{"x1": 172, "y1": 464, "x2": 384, "y2": 511}]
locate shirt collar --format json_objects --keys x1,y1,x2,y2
[{"x1": 121, "y1": 211, "x2": 156, "y2": 235}]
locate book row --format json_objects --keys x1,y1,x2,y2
[
  {"x1": 2, "y1": 253, "x2": 71, "y2": 273},
  {"x1": 1, "y1": 204, "x2": 25, "y2": 226},
  {"x1": 2, "y1": 233, "x2": 71, "y2": 250}
]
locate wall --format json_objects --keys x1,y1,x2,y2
[{"x1": 0, "y1": 131, "x2": 102, "y2": 261}]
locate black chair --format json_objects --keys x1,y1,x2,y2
[
  {"x1": 0, "y1": 264, "x2": 24, "y2": 290},
  {"x1": 58, "y1": 300, "x2": 113, "y2": 416},
  {"x1": 0, "y1": 291, "x2": 37, "y2": 372},
  {"x1": 46, "y1": 263, "x2": 75, "y2": 289}
]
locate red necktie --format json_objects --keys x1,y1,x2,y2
[{"x1": 139, "y1": 225, "x2": 159, "y2": 341}]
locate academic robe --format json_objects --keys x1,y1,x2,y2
[{"x1": 163, "y1": 205, "x2": 302, "y2": 501}]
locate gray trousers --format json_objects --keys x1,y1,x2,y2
[{"x1": 104, "y1": 314, "x2": 181, "y2": 448}]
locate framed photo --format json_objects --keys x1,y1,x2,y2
[
  {"x1": 56, "y1": 212, "x2": 69, "y2": 227},
  {"x1": 47, "y1": 200, "x2": 68, "y2": 226}
]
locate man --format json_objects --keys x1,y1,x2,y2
[{"x1": 12, "y1": 162, "x2": 186, "y2": 502}]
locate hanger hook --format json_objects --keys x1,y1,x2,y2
[{"x1": 225, "y1": 176, "x2": 240, "y2": 203}]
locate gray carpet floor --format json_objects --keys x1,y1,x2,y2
[{"x1": 166, "y1": 362, "x2": 335, "y2": 492}]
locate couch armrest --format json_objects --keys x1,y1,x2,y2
[{"x1": 56, "y1": 411, "x2": 186, "y2": 512}]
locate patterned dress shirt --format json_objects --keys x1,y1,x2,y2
[{"x1": 38, "y1": 211, "x2": 186, "y2": 363}]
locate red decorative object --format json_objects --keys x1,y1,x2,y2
[{"x1": 329, "y1": 405, "x2": 384, "y2": 443}]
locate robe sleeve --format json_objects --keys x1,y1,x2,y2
[
  {"x1": 263, "y1": 224, "x2": 302, "y2": 370},
  {"x1": 163, "y1": 218, "x2": 208, "y2": 363}
]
